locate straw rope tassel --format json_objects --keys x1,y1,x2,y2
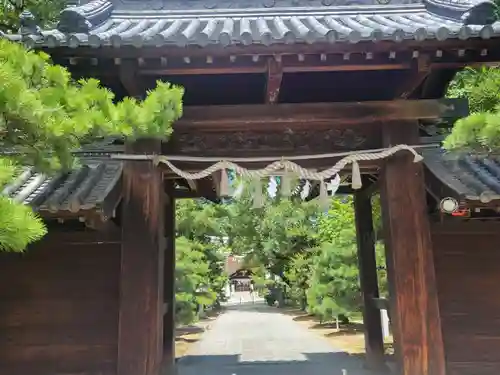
[
  {"x1": 219, "y1": 168, "x2": 231, "y2": 197},
  {"x1": 319, "y1": 180, "x2": 329, "y2": 211},
  {"x1": 351, "y1": 160, "x2": 362, "y2": 190},
  {"x1": 413, "y1": 153, "x2": 424, "y2": 162},
  {"x1": 252, "y1": 177, "x2": 264, "y2": 208},
  {"x1": 281, "y1": 169, "x2": 292, "y2": 197}
]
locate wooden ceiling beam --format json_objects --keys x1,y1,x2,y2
[
  {"x1": 173, "y1": 99, "x2": 468, "y2": 131},
  {"x1": 57, "y1": 45, "x2": 500, "y2": 79},
  {"x1": 47, "y1": 38, "x2": 500, "y2": 59}
]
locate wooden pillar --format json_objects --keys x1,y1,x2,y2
[
  {"x1": 118, "y1": 139, "x2": 165, "y2": 375},
  {"x1": 353, "y1": 189, "x2": 386, "y2": 372},
  {"x1": 163, "y1": 182, "x2": 176, "y2": 374},
  {"x1": 380, "y1": 122, "x2": 445, "y2": 375}
]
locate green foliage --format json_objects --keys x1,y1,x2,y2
[
  {"x1": 284, "y1": 249, "x2": 318, "y2": 310},
  {"x1": 307, "y1": 242, "x2": 361, "y2": 321},
  {"x1": 444, "y1": 67, "x2": 500, "y2": 152},
  {"x1": 0, "y1": 39, "x2": 183, "y2": 252},
  {"x1": 0, "y1": 159, "x2": 46, "y2": 251},
  {"x1": 0, "y1": 39, "x2": 183, "y2": 171},
  {"x1": 447, "y1": 67, "x2": 500, "y2": 114},
  {"x1": 175, "y1": 237, "x2": 217, "y2": 325},
  {"x1": 174, "y1": 183, "x2": 388, "y2": 326},
  {"x1": 312, "y1": 196, "x2": 386, "y2": 320},
  {"x1": 176, "y1": 199, "x2": 227, "y2": 241},
  {"x1": 226, "y1": 180, "x2": 319, "y2": 279},
  {"x1": 0, "y1": 0, "x2": 66, "y2": 33},
  {"x1": 306, "y1": 197, "x2": 362, "y2": 320},
  {"x1": 174, "y1": 200, "x2": 229, "y2": 325}
]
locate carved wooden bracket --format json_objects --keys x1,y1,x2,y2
[
  {"x1": 397, "y1": 55, "x2": 431, "y2": 99},
  {"x1": 265, "y1": 56, "x2": 283, "y2": 104},
  {"x1": 119, "y1": 59, "x2": 144, "y2": 98}
]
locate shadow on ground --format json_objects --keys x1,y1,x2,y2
[{"x1": 178, "y1": 352, "x2": 385, "y2": 375}]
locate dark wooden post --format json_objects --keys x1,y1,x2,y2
[
  {"x1": 353, "y1": 189, "x2": 386, "y2": 372},
  {"x1": 380, "y1": 122, "x2": 445, "y2": 375},
  {"x1": 163, "y1": 181, "x2": 176, "y2": 374},
  {"x1": 118, "y1": 139, "x2": 165, "y2": 375}
]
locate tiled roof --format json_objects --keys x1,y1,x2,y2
[
  {"x1": 3, "y1": 0, "x2": 499, "y2": 48},
  {"x1": 423, "y1": 148, "x2": 500, "y2": 203},
  {"x1": 2, "y1": 159, "x2": 123, "y2": 216}
]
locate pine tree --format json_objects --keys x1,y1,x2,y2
[
  {"x1": 0, "y1": 39, "x2": 183, "y2": 251},
  {"x1": 0, "y1": 0, "x2": 66, "y2": 33},
  {"x1": 175, "y1": 199, "x2": 230, "y2": 321},
  {"x1": 444, "y1": 67, "x2": 500, "y2": 152},
  {"x1": 175, "y1": 237, "x2": 216, "y2": 325}
]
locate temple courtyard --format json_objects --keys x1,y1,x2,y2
[{"x1": 176, "y1": 300, "x2": 376, "y2": 375}]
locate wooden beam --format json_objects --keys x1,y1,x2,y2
[
  {"x1": 397, "y1": 55, "x2": 432, "y2": 99},
  {"x1": 196, "y1": 176, "x2": 219, "y2": 202},
  {"x1": 174, "y1": 99, "x2": 468, "y2": 131},
  {"x1": 163, "y1": 182, "x2": 175, "y2": 375},
  {"x1": 265, "y1": 57, "x2": 283, "y2": 104},
  {"x1": 120, "y1": 59, "x2": 144, "y2": 98},
  {"x1": 380, "y1": 122, "x2": 445, "y2": 375},
  {"x1": 118, "y1": 139, "x2": 164, "y2": 375},
  {"x1": 173, "y1": 189, "x2": 204, "y2": 199},
  {"x1": 49, "y1": 38, "x2": 500, "y2": 60},
  {"x1": 354, "y1": 190, "x2": 387, "y2": 372},
  {"x1": 140, "y1": 66, "x2": 267, "y2": 75}
]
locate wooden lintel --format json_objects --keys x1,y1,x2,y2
[
  {"x1": 283, "y1": 63, "x2": 410, "y2": 73},
  {"x1": 174, "y1": 99, "x2": 468, "y2": 130},
  {"x1": 265, "y1": 57, "x2": 283, "y2": 104},
  {"x1": 140, "y1": 66, "x2": 267, "y2": 75},
  {"x1": 173, "y1": 189, "x2": 203, "y2": 199}
]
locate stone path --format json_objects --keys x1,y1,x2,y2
[{"x1": 177, "y1": 302, "x2": 374, "y2": 375}]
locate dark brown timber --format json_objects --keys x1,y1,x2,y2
[
  {"x1": 354, "y1": 189, "x2": 386, "y2": 372},
  {"x1": 118, "y1": 139, "x2": 165, "y2": 375},
  {"x1": 380, "y1": 122, "x2": 445, "y2": 375},
  {"x1": 174, "y1": 99, "x2": 467, "y2": 131},
  {"x1": 163, "y1": 181, "x2": 176, "y2": 375},
  {"x1": 397, "y1": 55, "x2": 432, "y2": 99},
  {"x1": 265, "y1": 57, "x2": 283, "y2": 104}
]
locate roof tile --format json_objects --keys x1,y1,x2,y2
[
  {"x1": 2, "y1": 160, "x2": 123, "y2": 216},
  {"x1": 3, "y1": 0, "x2": 499, "y2": 47},
  {"x1": 423, "y1": 148, "x2": 500, "y2": 203}
]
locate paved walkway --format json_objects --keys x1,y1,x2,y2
[{"x1": 177, "y1": 302, "x2": 374, "y2": 375}]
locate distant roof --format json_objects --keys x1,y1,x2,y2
[
  {"x1": 2, "y1": 0, "x2": 499, "y2": 48},
  {"x1": 423, "y1": 148, "x2": 500, "y2": 205},
  {"x1": 1, "y1": 140, "x2": 124, "y2": 219},
  {"x1": 2, "y1": 159, "x2": 122, "y2": 218}
]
